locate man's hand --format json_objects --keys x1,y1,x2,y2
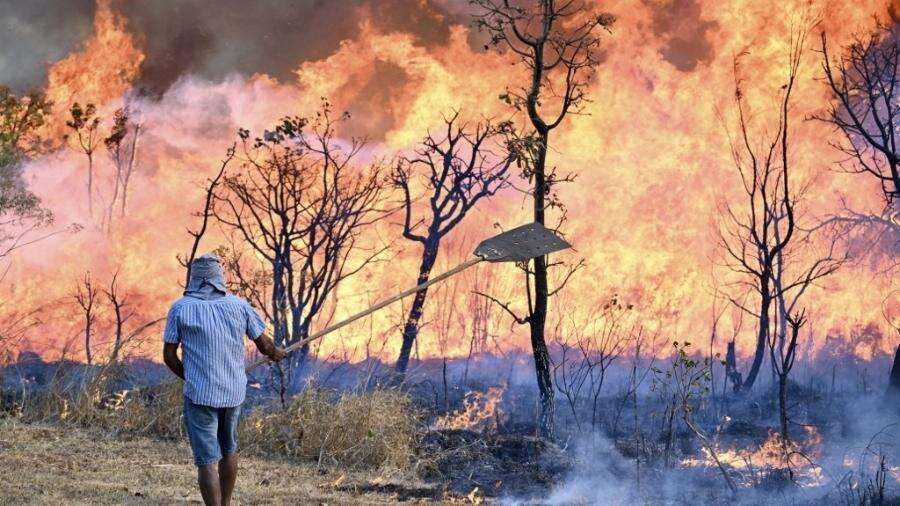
[
  {"x1": 269, "y1": 346, "x2": 288, "y2": 362},
  {"x1": 252, "y1": 334, "x2": 288, "y2": 362}
]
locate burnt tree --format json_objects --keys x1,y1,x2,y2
[
  {"x1": 392, "y1": 113, "x2": 514, "y2": 374},
  {"x1": 179, "y1": 146, "x2": 235, "y2": 286},
  {"x1": 214, "y1": 102, "x2": 386, "y2": 380},
  {"x1": 104, "y1": 269, "x2": 132, "y2": 364},
  {"x1": 73, "y1": 271, "x2": 99, "y2": 365},
  {"x1": 719, "y1": 44, "x2": 801, "y2": 393},
  {"x1": 722, "y1": 28, "x2": 846, "y2": 404},
  {"x1": 471, "y1": 0, "x2": 614, "y2": 438},
  {"x1": 820, "y1": 25, "x2": 900, "y2": 210}
]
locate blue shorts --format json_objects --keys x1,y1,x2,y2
[{"x1": 182, "y1": 396, "x2": 242, "y2": 466}]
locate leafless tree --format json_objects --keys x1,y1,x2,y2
[
  {"x1": 66, "y1": 102, "x2": 102, "y2": 217},
  {"x1": 767, "y1": 212, "x2": 845, "y2": 441},
  {"x1": 769, "y1": 308, "x2": 806, "y2": 444},
  {"x1": 584, "y1": 296, "x2": 632, "y2": 429},
  {"x1": 213, "y1": 101, "x2": 387, "y2": 379},
  {"x1": 816, "y1": 24, "x2": 900, "y2": 269},
  {"x1": 551, "y1": 322, "x2": 589, "y2": 432},
  {"x1": 819, "y1": 25, "x2": 900, "y2": 211},
  {"x1": 392, "y1": 113, "x2": 514, "y2": 374},
  {"x1": 718, "y1": 28, "x2": 806, "y2": 392},
  {"x1": 470, "y1": 0, "x2": 614, "y2": 438},
  {"x1": 104, "y1": 270, "x2": 132, "y2": 364},
  {"x1": 551, "y1": 295, "x2": 632, "y2": 433},
  {"x1": 73, "y1": 271, "x2": 99, "y2": 365},
  {"x1": 178, "y1": 145, "x2": 236, "y2": 285}
]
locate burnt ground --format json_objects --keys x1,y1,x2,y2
[{"x1": 418, "y1": 429, "x2": 572, "y2": 499}]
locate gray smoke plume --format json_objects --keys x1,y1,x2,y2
[
  {"x1": 0, "y1": 0, "x2": 469, "y2": 95},
  {"x1": 0, "y1": 0, "x2": 95, "y2": 91}
]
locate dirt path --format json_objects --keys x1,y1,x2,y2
[{"x1": 0, "y1": 420, "x2": 445, "y2": 505}]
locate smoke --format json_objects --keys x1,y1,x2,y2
[
  {"x1": 509, "y1": 395, "x2": 899, "y2": 504},
  {"x1": 0, "y1": 0, "x2": 95, "y2": 91},
  {"x1": 535, "y1": 435, "x2": 635, "y2": 505},
  {"x1": 1, "y1": 0, "x2": 469, "y2": 95},
  {"x1": 644, "y1": 0, "x2": 719, "y2": 71}
]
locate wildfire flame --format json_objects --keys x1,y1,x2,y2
[
  {"x1": 43, "y1": 0, "x2": 143, "y2": 138},
  {"x1": 434, "y1": 387, "x2": 506, "y2": 432},
  {"x1": 3, "y1": 0, "x2": 896, "y2": 365},
  {"x1": 682, "y1": 426, "x2": 826, "y2": 487}
]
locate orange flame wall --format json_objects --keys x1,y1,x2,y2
[{"x1": 6, "y1": 0, "x2": 898, "y2": 364}]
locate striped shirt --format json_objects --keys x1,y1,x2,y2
[{"x1": 163, "y1": 294, "x2": 266, "y2": 407}]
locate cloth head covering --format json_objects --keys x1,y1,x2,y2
[{"x1": 185, "y1": 253, "x2": 227, "y2": 300}]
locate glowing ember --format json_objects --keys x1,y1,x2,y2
[{"x1": 434, "y1": 387, "x2": 505, "y2": 432}]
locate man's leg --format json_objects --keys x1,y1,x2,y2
[
  {"x1": 218, "y1": 452, "x2": 238, "y2": 506},
  {"x1": 217, "y1": 404, "x2": 242, "y2": 506},
  {"x1": 184, "y1": 397, "x2": 225, "y2": 506},
  {"x1": 197, "y1": 463, "x2": 222, "y2": 506}
]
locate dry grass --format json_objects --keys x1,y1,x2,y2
[
  {"x1": 0, "y1": 419, "x2": 444, "y2": 505},
  {"x1": 11, "y1": 371, "x2": 418, "y2": 472},
  {"x1": 241, "y1": 388, "x2": 418, "y2": 471},
  {"x1": 2, "y1": 366, "x2": 432, "y2": 502},
  {"x1": 16, "y1": 375, "x2": 184, "y2": 440}
]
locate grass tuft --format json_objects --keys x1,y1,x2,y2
[{"x1": 240, "y1": 387, "x2": 418, "y2": 470}]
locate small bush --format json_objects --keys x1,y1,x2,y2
[{"x1": 240, "y1": 388, "x2": 418, "y2": 470}]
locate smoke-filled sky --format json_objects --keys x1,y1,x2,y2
[
  {"x1": 1, "y1": 0, "x2": 897, "y2": 363},
  {"x1": 2, "y1": 0, "x2": 722, "y2": 92}
]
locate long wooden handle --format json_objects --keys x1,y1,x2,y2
[{"x1": 247, "y1": 256, "x2": 483, "y2": 371}]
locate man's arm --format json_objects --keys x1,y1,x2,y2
[
  {"x1": 252, "y1": 334, "x2": 287, "y2": 362},
  {"x1": 163, "y1": 343, "x2": 184, "y2": 379}
]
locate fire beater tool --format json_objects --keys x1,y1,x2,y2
[{"x1": 247, "y1": 222, "x2": 571, "y2": 371}]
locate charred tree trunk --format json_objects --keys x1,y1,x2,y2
[
  {"x1": 396, "y1": 235, "x2": 439, "y2": 374},
  {"x1": 725, "y1": 341, "x2": 742, "y2": 392},
  {"x1": 743, "y1": 274, "x2": 772, "y2": 391},
  {"x1": 84, "y1": 322, "x2": 93, "y2": 365},
  {"x1": 271, "y1": 253, "x2": 289, "y2": 348},
  {"x1": 887, "y1": 345, "x2": 900, "y2": 410},
  {"x1": 289, "y1": 317, "x2": 311, "y2": 377},
  {"x1": 778, "y1": 372, "x2": 789, "y2": 441},
  {"x1": 529, "y1": 128, "x2": 555, "y2": 438}
]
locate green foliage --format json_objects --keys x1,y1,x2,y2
[
  {"x1": 0, "y1": 86, "x2": 53, "y2": 254},
  {"x1": 0, "y1": 86, "x2": 51, "y2": 159},
  {"x1": 652, "y1": 340, "x2": 718, "y2": 414}
]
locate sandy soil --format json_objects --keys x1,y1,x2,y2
[{"x1": 0, "y1": 420, "x2": 448, "y2": 505}]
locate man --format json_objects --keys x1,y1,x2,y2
[{"x1": 163, "y1": 253, "x2": 286, "y2": 506}]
